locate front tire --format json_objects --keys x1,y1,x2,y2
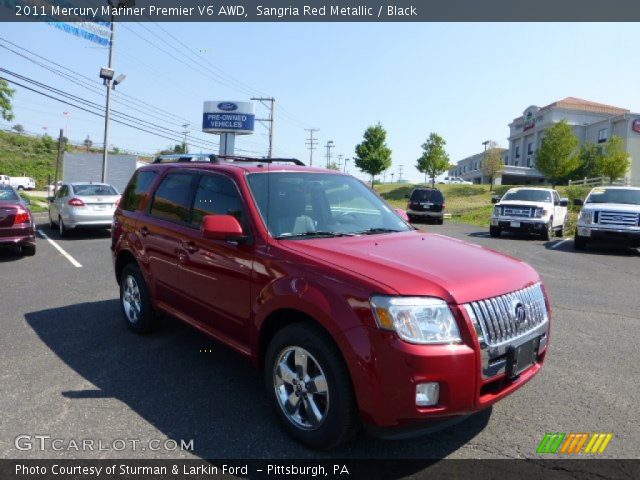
[
  {"x1": 265, "y1": 322, "x2": 358, "y2": 450},
  {"x1": 574, "y1": 232, "x2": 587, "y2": 251},
  {"x1": 542, "y1": 220, "x2": 553, "y2": 241},
  {"x1": 120, "y1": 263, "x2": 158, "y2": 334}
]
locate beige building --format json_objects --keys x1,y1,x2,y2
[{"x1": 450, "y1": 97, "x2": 640, "y2": 185}]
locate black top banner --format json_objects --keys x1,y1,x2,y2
[{"x1": 3, "y1": 0, "x2": 640, "y2": 22}]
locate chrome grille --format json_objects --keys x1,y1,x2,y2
[
  {"x1": 501, "y1": 205, "x2": 534, "y2": 218},
  {"x1": 597, "y1": 211, "x2": 639, "y2": 227},
  {"x1": 464, "y1": 283, "x2": 548, "y2": 347}
]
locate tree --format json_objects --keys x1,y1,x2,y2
[
  {"x1": 415, "y1": 132, "x2": 451, "y2": 187},
  {"x1": 574, "y1": 143, "x2": 601, "y2": 180},
  {"x1": 12, "y1": 124, "x2": 24, "y2": 134},
  {"x1": 0, "y1": 79, "x2": 15, "y2": 121},
  {"x1": 354, "y1": 123, "x2": 392, "y2": 185},
  {"x1": 83, "y1": 136, "x2": 93, "y2": 152},
  {"x1": 535, "y1": 120, "x2": 580, "y2": 187},
  {"x1": 482, "y1": 141, "x2": 504, "y2": 191},
  {"x1": 597, "y1": 136, "x2": 630, "y2": 184},
  {"x1": 327, "y1": 161, "x2": 340, "y2": 171}
]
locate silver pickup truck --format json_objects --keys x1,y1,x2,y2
[{"x1": 574, "y1": 186, "x2": 640, "y2": 250}]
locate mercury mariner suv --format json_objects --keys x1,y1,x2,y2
[
  {"x1": 490, "y1": 187, "x2": 568, "y2": 240},
  {"x1": 574, "y1": 186, "x2": 640, "y2": 250},
  {"x1": 111, "y1": 155, "x2": 552, "y2": 450}
]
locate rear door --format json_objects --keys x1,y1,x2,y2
[
  {"x1": 177, "y1": 172, "x2": 254, "y2": 347},
  {"x1": 138, "y1": 171, "x2": 198, "y2": 310}
]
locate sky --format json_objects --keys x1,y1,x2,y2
[{"x1": 2, "y1": 22, "x2": 640, "y2": 183}]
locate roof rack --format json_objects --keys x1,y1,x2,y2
[{"x1": 152, "y1": 153, "x2": 305, "y2": 166}]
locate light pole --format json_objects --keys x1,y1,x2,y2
[
  {"x1": 482, "y1": 140, "x2": 491, "y2": 184},
  {"x1": 343, "y1": 157, "x2": 349, "y2": 173},
  {"x1": 325, "y1": 140, "x2": 334, "y2": 168},
  {"x1": 100, "y1": 0, "x2": 133, "y2": 183}
]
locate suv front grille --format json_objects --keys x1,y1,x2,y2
[
  {"x1": 501, "y1": 205, "x2": 534, "y2": 218},
  {"x1": 597, "y1": 211, "x2": 640, "y2": 227},
  {"x1": 464, "y1": 283, "x2": 548, "y2": 347}
]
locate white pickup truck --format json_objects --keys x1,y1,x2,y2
[
  {"x1": 490, "y1": 187, "x2": 568, "y2": 240},
  {"x1": 574, "y1": 186, "x2": 640, "y2": 250}
]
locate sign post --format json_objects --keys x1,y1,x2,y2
[{"x1": 202, "y1": 101, "x2": 256, "y2": 156}]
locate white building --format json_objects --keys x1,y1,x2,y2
[{"x1": 450, "y1": 97, "x2": 640, "y2": 185}]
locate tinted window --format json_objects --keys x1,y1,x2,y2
[
  {"x1": 121, "y1": 171, "x2": 158, "y2": 212},
  {"x1": 73, "y1": 184, "x2": 118, "y2": 196},
  {"x1": 586, "y1": 188, "x2": 640, "y2": 205},
  {"x1": 410, "y1": 189, "x2": 444, "y2": 203},
  {"x1": 191, "y1": 174, "x2": 245, "y2": 228},
  {"x1": 0, "y1": 187, "x2": 19, "y2": 201},
  {"x1": 150, "y1": 173, "x2": 195, "y2": 223}
]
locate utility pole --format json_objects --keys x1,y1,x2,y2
[
  {"x1": 325, "y1": 140, "x2": 334, "y2": 168},
  {"x1": 54, "y1": 129, "x2": 64, "y2": 195},
  {"x1": 182, "y1": 123, "x2": 190, "y2": 153},
  {"x1": 251, "y1": 97, "x2": 275, "y2": 158},
  {"x1": 343, "y1": 157, "x2": 349, "y2": 173},
  {"x1": 337, "y1": 154, "x2": 344, "y2": 171},
  {"x1": 398, "y1": 165, "x2": 404, "y2": 182},
  {"x1": 305, "y1": 128, "x2": 319, "y2": 165},
  {"x1": 101, "y1": 14, "x2": 115, "y2": 183}
]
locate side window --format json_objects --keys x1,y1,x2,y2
[
  {"x1": 121, "y1": 170, "x2": 158, "y2": 212},
  {"x1": 191, "y1": 174, "x2": 245, "y2": 228},
  {"x1": 150, "y1": 173, "x2": 196, "y2": 224},
  {"x1": 553, "y1": 192, "x2": 561, "y2": 205}
]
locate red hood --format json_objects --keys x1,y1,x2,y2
[{"x1": 280, "y1": 231, "x2": 540, "y2": 304}]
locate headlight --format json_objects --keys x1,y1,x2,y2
[
  {"x1": 492, "y1": 206, "x2": 501, "y2": 217},
  {"x1": 579, "y1": 210, "x2": 594, "y2": 224},
  {"x1": 370, "y1": 296, "x2": 461, "y2": 344},
  {"x1": 534, "y1": 208, "x2": 548, "y2": 218}
]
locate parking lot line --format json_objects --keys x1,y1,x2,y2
[
  {"x1": 37, "y1": 229, "x2": 83, "y2": 268},
  {"x1": 550, "y1": 238, "x2": 572, "y2": 250}
]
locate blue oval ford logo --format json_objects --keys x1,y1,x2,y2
[{"x1": 217, "y1": 102, "x2": 238, "y2": 112}]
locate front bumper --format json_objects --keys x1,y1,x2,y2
[
  {"x1": 492, "y1": 217, "x2": 548, "y2": 233},
  {"x1": 340, "y1": 304, "x2": 549, "y2": 432},
  {"x1": 577, "y1": 225, "x2": 640, "y2": 246}
]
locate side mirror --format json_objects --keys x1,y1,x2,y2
[
  {"x1": 202, "y1": 214, "x2": 244, "y2": 241},
  {"x1": 573, "y1": 199, "x2": 584, "y2": 206},
  {"x1": 491, "y1": 195, "x2": 500, "y2": 204},
  {"x1": 559, "y1": 198, "x2": 569, "y2": 207}
]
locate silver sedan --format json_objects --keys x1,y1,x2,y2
[{"x1": 49, "y1": 183, "x2": 120, "y2": 236}]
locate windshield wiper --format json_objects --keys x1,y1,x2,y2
[
  {"x1": 275, "y1": 231, "x2": 356, "y2": 239},
  {"x1": 354, "y1": 227, "x2": 405, "y2": 235}
]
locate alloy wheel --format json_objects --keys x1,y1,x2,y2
[{"x1": 122, "y1": 274, "x2": 142, "y2": 325}]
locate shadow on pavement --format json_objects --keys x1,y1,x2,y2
[
  {"x1": 37, "y1": 221, "x2": 111, "y2": 241},
  {"x1": 25, "y1": 300, "x2": 492, "y2": 467}
]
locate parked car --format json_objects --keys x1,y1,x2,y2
[
  {"x1": 112, "y1": 158, "x2": 551, "y2": 450},
  {"x1": 574, "y1": 186, "x2": 640, "y2": 250},
  {"x1": 0, "y1": 184, "x2": 35, "y2": 256},
  {"x1": 406, "y1": 187, "x2": 446, "y2": 224},
  {"x1": 439, "y1": 176, "x2": 472, "y2": 185},
  {"x1": 49, "y1": 182, "x2": 121, "y2": 236},
  {"x1": 490, "y1": 187, "x2": 568, "y2": 240},
  {"x1": 8, "y1": 176, "x2": 36, "y2": 191}
]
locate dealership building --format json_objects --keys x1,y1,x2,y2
[{"x1": 449, "y1": 97, "x2": 640, "y2": 185}]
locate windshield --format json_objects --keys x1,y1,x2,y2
[
  {"x1": 0, "y1": 188, "x2": 19, "y2": 201},
  {"x1": 502, "y1": 189, "x2": 551, "y2": 202},
  {"x1": 586, "y1": 188, "x2": 640, "y2": 205},
  {"x1": 73, "y1": 184, "x2": 118, "y2": 196},
  {"x1": 246, "y1": 172, "x2": 410, "y2": 238}
]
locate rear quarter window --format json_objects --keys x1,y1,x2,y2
[
  {"x1": 121, "y1": 171, "x2": 158, "y2": 212},
  {"x1": 150, "y1": 172, "x2": 195, "y2": 224}
]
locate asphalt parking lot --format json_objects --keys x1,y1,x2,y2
[{"x1": 1, "y1": 216, "x2": 638, "y2": 460}]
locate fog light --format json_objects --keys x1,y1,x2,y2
[{"x1": 416, "y1": 382, "x2": 439, "y2": 407}]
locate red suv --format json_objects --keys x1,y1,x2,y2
[{"x1": 111, "y1": 156, "x2": 551, "y2": 450}]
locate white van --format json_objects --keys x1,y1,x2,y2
[{"x1": 9, "y1": 177, "x2": 36, "y2": 190}]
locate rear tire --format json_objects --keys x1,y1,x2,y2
[
  {"x1": 436, "y1": 218, "x2": 444, "y2": 225},
  {"x1": 21, "y1": 244, "x2": 36, "y2": 256},
  {"x1": 265, "y1": 322, "x2": 359, "y2": 450},
  {"x1": 120, "y1": 263, "x2": 158, "y2": 334},
  {"x1": 489, "y1": 226, "x2": 501, "y2": 238},
  {"x1": 58, "y1": 216, "x2": 66, "y2": 237}
]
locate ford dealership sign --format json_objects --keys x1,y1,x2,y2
[{"x1": 203, "y1": 101, "x2": 255, "y2": 134}]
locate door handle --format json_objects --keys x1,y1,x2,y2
[
  {"x1": 183, "y1": 241, "x2": 198, "y2": 254},
  {"x1": 140, "y1": 226, "x2": 150, "y2": 237}
]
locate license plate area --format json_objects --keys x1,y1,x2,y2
[
  {"x1": 506, "y1": 337, "x2": 539, "y2": 378},
  {"x1": 510, "y1": 221, "x2": 521, "y2": 228}
]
